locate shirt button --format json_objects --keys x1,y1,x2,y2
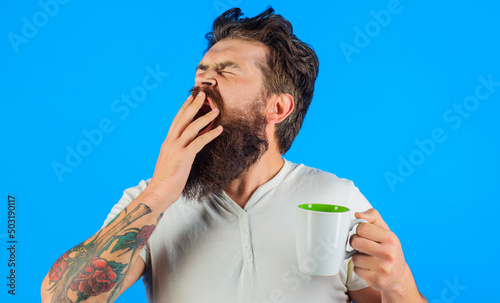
[
  {"x1": 241, "y1": 227, "x2": 249, "y2": 234},
  {"x1": 244, "y1": 244, "x2": 251, "y2": 251}
]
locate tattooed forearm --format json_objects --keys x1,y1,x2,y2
[{"x1": 45, "y1": 203, "x2": 162, "y2": 303}]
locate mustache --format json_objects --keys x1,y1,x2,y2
[{"x1": 189, "y1": 86, "x2": 224, "y2": 110}]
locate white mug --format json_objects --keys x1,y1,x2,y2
[{"x1": 295, "y1": 203, "x2": 368, "y2": 276}]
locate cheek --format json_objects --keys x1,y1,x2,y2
[
  {"x1": 218, "y1": 88, "x2": 237, "y2": 111},
  {"x1": 219, "y1": 78, "x2": 264, "y2": 110},
  {"x1": 224, "y1": 88, "x2": 253, "y2": 107}
]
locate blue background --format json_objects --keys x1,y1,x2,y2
[{"x1": 1, "y1": 0, "x2": 499, "y2": 302}]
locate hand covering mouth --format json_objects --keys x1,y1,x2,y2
[{"x1": 193, "y1": 97, "x2": 217, "y2": 136}]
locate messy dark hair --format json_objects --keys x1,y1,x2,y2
[{"x1": 205, "y1": 7, "x2": 319, "y2": 154}]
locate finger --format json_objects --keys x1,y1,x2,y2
[
  {"x1": 171, "y1": 91, "x2": 206, "y2": 137},
  {"x1": 171, "y1": 93, "x2": 196, "y2": 126},
  {"x1": 350, "y1": 234, "x2": 383, "y2": 256},
  {"x1": 180, "y1": 107, "x2": 219, "y2": 144},
  {"x1": 352, "y1": 253, "x2": 378, "y2": 271},
  {"x1": 356, "y1": 222, "x2": 391, "y2": 244},
  {"x1": 355, "y1": 208, "x2": 390, "y2": 231},
  {"x1": 188, "y1": 125, "x2": 223, "y2": 153}
]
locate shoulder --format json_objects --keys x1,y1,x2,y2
[
  {"x1": 285, "y1": 160, "x2": 355, "y2": 190},
  {"x1": 282, "y1": 160, "x2": 371, "y2": 211}
]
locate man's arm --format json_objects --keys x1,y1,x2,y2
[
  {"x1": 41, "y1": 91, "x2": 222, "y2": 302},
  {"x1": 41, "y1": 247, "x2": 147, "y2": 301},
  {"x1": 350, "y1": 209, "x2": 427, "y2": 303},
  {"x1": 40, "y1": 193, "x2": 164, "y2": 303}
]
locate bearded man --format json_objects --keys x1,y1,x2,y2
[{"x1": 42, "y1": 7, "x2": 427, "y2": 303}]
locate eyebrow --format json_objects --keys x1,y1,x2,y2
[{"x1": 196, "y1": 61, "x2": 240, "y2": 71}]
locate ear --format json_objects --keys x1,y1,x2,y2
[{"x1": 266, "y1": 93, "x2": 294, "y2": 124}]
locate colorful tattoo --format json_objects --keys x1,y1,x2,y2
[{"x1": 47, "y1": 203, "x2": 161, "y2": 302}]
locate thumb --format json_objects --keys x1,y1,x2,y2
[{"x1": 355, "y1": 208, "x2": 390, "y2": 230}]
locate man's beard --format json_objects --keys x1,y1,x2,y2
[{"x1": 182, "y1": 86, "x2": 269, "y2": 202}]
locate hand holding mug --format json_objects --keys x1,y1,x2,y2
[{"x1": 351, "y1": 209, "x2": 412, "y2": 292}]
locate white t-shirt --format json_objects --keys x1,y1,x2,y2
[{"x1": 102, "y1": 160, "x2": 373, "y2": 303}]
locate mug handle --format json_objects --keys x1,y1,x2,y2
[{"x1": 345, "y1": 219, "x2": 369, "y2": 259}]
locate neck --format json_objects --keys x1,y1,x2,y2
[{"x1": 224, "y1": 149, "x2": 284, "y2": 208}]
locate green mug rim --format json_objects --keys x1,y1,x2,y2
[{"x1": 298, "y1": 203, "x2": 350, "y2": 213}]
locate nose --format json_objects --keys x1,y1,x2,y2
[{"x1": 195, "y1": 71, "x2": 217, "y2": 87}]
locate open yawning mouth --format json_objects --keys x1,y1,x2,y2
[{"x1": 193, "y1": 97, "x2": 217, "y2": 136}]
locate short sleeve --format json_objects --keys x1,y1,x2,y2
[{"x1": 347, "y1": 181, "x2": 372, "y2": 214}]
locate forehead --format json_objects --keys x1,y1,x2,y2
[{"x1": 200, "y1": 39, "x2": 268, "y2": 71}]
